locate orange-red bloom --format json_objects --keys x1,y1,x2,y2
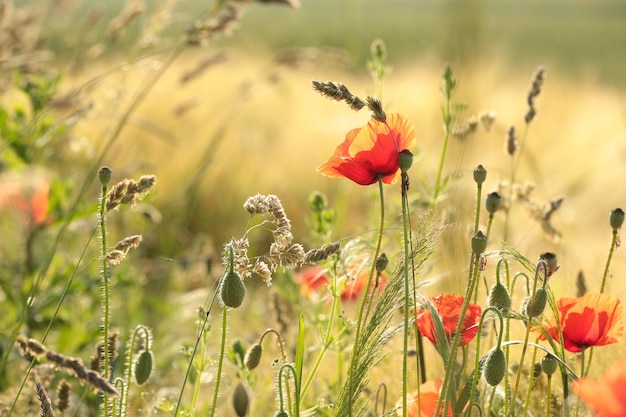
[
  {"x1": 0, "y1": 179, "x2": 50, "y2": 226},
  {"x1": 539, "y1": 293, "x2": 623, "y2": 353},
  {"x1": 396, "y1": 379, "x2": 452, "y2": 417},
  {"x1": 415, "y1": 293, "x2": 482, "y2": 346},
  {"x1": 574, "y1": 356, "x2": 626, "y2": 417},
  {"x1": 295, "y1": 265, "x2": 387, "y2": 302},
  {"x1": 317, "y1": 113, "x2": 416, "y2": 185}
]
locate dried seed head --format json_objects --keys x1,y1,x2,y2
[
  {"x1": 232, "y1": 382, "x2": 250, "y2": 417},
  {"x1": 487, "y1": 282, "x2": 511, "y2": 311},
  {"x1": 311, "y1": 80, "x2": 365, "y2": 112},
  {"x1": 479, "y1": 110, "x2": 497, "y2": 132},
  {"x1": 398, "y1": 149, "x2": 414, "y2": 173},
  {"x1": 220, "y1": 271, "x2": 246, "y2": 309},
  {"x1": 133, "y1": 350, "x2": 153, "y2": 385},
  {"x1": 56, "y1": 380, "x2": 71, "y2": 412},
  {"x1": 610, "y1": 208, "x2": 625, "y2": 231},
  {"x1": 485, "y1": 191, "x2": 502, "y2": 215},
  {"x1": 484, "y1": 348, "x2": 507, "y2": 386},
  {"x1": 576, "y1": 270, "x2": 587, "y2": 297},
  {"x1": 98, "y1": 166, "x2": 112, "y2": 186},
  {"x1": 473, "y1": 164, "x2": 487, "y2": 185},
  {"x1": 244, "y1": 343, "x2": 263, "y2": 371},
  {"x1": 541, "y1": 354, "x2": 558, "y2": 376},
  {"x1": 506, "y1": 126, "x2": 516, "y2": 156},
  {"x1": 303, "y1": 242, "x2": 340, "y2": 264},
  {"x1": 525, "y1": 66, "x2": 545, "y2": 124},
  {"x1": 366, "y1": 96, "x2": 386, "y2": 123},
  {"x1": 35, "y1": 380, "x2": 56, "y2": 417}
]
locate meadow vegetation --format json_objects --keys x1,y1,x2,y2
[{"x1": 1, "y1": 0, "x2": 626, "y2": 416}]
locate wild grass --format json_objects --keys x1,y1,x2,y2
[{"x1": 1, "y1": 0, "x2": 626, "y2": 416}]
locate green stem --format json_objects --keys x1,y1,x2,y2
[
  {"x1": 432, "y1": 105, "x2": 452, "y2": 210},
  {"x1": 401, "y1": 171, "x2": 412, "y2": 417},
  {"x1": 435, "y1": 251, "x2": 482, "y2": 417},
  {"x1": 208, "y1": 305, "x2": 228, "y2": 417},
  {"x1": 599, "y1": 229, "x2": 617, "y2": 293},
  {"x1": 545, "y1": 375, "x2": 552, "y2": 417},
  {"x1": 99, "y1": 182, "x2": 111, "y2": 417},
  {"x1": 347, "y1": 176, "x2": 385, "y2": 417}
]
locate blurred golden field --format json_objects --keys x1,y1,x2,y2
[{"x1": 2, "y1": 0, "x2": 626, "y2": 415}]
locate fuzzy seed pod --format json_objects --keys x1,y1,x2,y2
[
  {"x1": 610, "y1": 208, "x2": 625, "y2": 231},
  {"x1": 221, "y1": 271, "x2": 246, "y2": 309},
  {"x1": 485, "y1": 192, "x2": 502, "y2": 214},
  {"x1": 473, "y1": 164, "x2": 487, "y2": 185},
  {"x1": 232, "y1": 381, "x2": 249, "y2": 417},
  {"x1": 471, "y1": 231, "x2": 488, "y2": 255},
  {"x1": 484, "y1": 348, "x2": 507, "y2": 386},
  {"x1": 133, "y1": 350, "x2": 153, "y2": 385},
  {"x1": 523, "y1": 288, "x2": 547, "y2": 318},
  {"x1": 487, "y1": 282, "x2": 511, "y2": 310},
  {"x1": 244, "y1": 343, "x2": 263, "y2": 371},
  {"x1": 398, "y1": 149, "x2": 414, "y2": 173},
  {"x1": 275, "y1": 411, "x2": 289, "y2": 417},
  {"x1": 541, "y1": 354, "x2": 558, "y2": 376},
  {"x1": 538, "y1": 252, "x2": 558, "y2": 277},
  {"x1": 375, "y1": 253, "x2": 389, "y2": 274}
]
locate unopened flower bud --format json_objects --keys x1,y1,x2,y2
[
  {"x1": 610, "y1": 208, "x2": 625, "y2": 231},
  {"x1": 133, "y1": 350, "x2": 153, "y2": 385},
  {"x1": 541, "y1": 354, "x2": 558, "y2": 376},
  {"x1": 244, "y1": 343, "x2": 263, "y2": 371},
  {"x1": 98, "y1": 166, "x2": 112, "y2": 186},
  {"x1": 484, "y1": 348, "x2": 506, "y2": 386},
  {"x1": 538, "y1": 252, "x2": 559, "y2": 277},
  {"x1": 471, "y1": 231, "x2": 488, "y2": 255},
  {"x1": 473, "y1": 164, "x2": 487, "y2": 185},
  {"x1": 275, "y1": 411, "x2": 289, "y2": 417},
  {"x1": 375, "y1": 253, "x2": 389, "y2": 274},
  {"x1": 398, "y1": 149, "x2": 414, "y2": 173},
  {"x1": 485, "y1": 192, "x2": 502, "y2": 215},
  {"x1": 232, "y1": 382, "x2": 249, "y2": 417},
  {"x1": 221, "y1": 271, "x2": 246, "y2": 309},
  {"x1": 522, "y1": 288, "x2": 547, "y2": 318},
  {"x1": 309, "y1": 192, "x2": 327, "y2": 213},
  {"x1": 487, "y1": 282, "x2": 511, "y2": 311}
]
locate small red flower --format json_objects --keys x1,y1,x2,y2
[
  {"x1": 539, "y1": 293, "x2": 624, "y2": 353},
  {"x1": 396, "y1": 379, "x2": 452, "y2": 417},
  {"x1": 415, "y1": 293, "x2": 482, "y2": 346},
  {"x1": 295, "y1": 265, "x2": 387, "y2": 302},
  {"x1": 0, "y1": 179, "x2": 51, "y2": 226},
  {"x1": 318, "y1": 113, "x2": 416, "y2": 185},
  {"x1": 574, "y1": 356, "x2": 626, "y2": 417}
]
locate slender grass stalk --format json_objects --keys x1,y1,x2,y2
[
  {"x1": 521, "y1": 342, "x2": 540, "y2": 416},
  {"x1": 509, "y1": 262, "x2": 547, "y2": 414},
  {"x1": 432, "y1": 65, "x2": 456, "y2": 211},
  {"x1": 347, "y1": 176, "x2": 385, "y2": 417},
  {"x1": 98, "y1": 172, "x2": 112, "y2": 417},
  {"x1": 208, "y1": 305, "x2": 228, "y2": 417},
  {"x1": 400, "y1": 170, "x2": 411, "y2": 417},
  {"x1": 545, "y1": 374, "x2": 553, "y2": 417}
]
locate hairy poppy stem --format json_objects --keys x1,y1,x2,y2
[{"x1": 347, "y1": 176, "x2": 385, "y2": 417}]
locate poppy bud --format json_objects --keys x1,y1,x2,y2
[
  {"x1": 398, "y1": 149, "x2": 414, "y2": 173},
  {"x1": 221, "y1": 271, "x2": 246, "y2": 309},
  {"x1": 485, "y1": 192, "x2": 502, "y2": 214},
  {"x1": 98, "y1": 166, "x2": 112, "y2": 186},
  {"x1": 232, "y1": 382, "x2": 249, "y2": 417},
  {"x1": 541, "y1": 354, "x2": 558, "y2": 376},
  {"x1": 309, "y1": 192, "x2": 327, "y2": 213},
  {"x1": 133, "y1": 350, "x2": 153, "y2": 385},
  {"x1": 538, "y1": 252, "x2": 559, "y2": 277},
  {"x1": 473, "y1": 164, "x2": 487, "y2": 185},
  {"x1": 523, "y1": 288, "x2": 547, "y2": 318},
  {"x1": 471, "y1": 231, "x2": 488, "y2": 255},
  {"x1": 375, "y1": 253, "x2": 389, "y2": 274},
  {"x1": 487, "y1": 282, "x2": 511, "y2": 311},
  {"x1": 244, "y1": 343, "x2": 263, "y2": 371},
  {"x1": 275, "y1": 412, "x2": 289, "y2": 417},
  {"x1": 610, "y1": 208, "x2": 624, "y2": 231},
  {"x1": 484, "y1": 348, "x2": 506, "y2": 386}
]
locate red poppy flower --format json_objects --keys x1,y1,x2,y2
[
  {"x1": 295, "y1": 265, "x2": 387, "y2": 302},
  {"x1": 415, "y1": 293, "x2": 482, "y2": 346},
  {"x1": 396, "y1": 379, "x2": 452, "y2": 417},
  {"x1": 0, "y1": 179, "x2": 50, "y2": 226},
  {"x1": 574, "y1": 356, "x2": 626, "y2": 417},
  {"x1": 318, "y1": 113, "x2": 416, "y2": 185},
  {"x1": 539, "y1": 293, "x2": 623, "y2": 353}
]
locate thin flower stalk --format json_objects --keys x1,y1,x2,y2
[
  {"x1": 400, "y1": 170, "x2": 412, "y2": 417},
  {"x1": 99, "y1": 170, "x2": 112, "y2": 417},
  {"x1": 208, "y1": 305, "x2": 228, "y2": 417},
  {"x1": 432, "y1": 65, "x2": 456, "y2": 210}
]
